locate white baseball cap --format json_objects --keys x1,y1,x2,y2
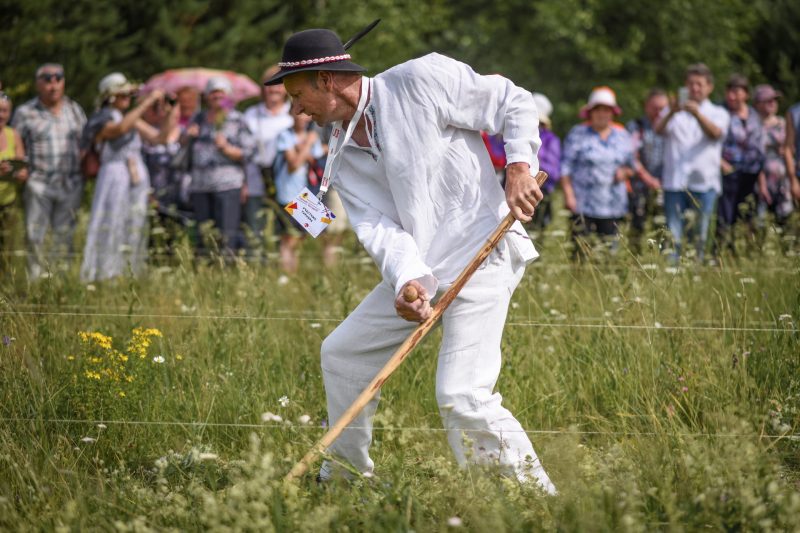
[
  {"x1": 205, "y1": 76, "x2": 232, "y2": 96},
  {"x1": 532, "y1": 92, "x2": 553, "y2": 128},
  {"x1": 98, "y1": 72, "x2": 137, "y2": 97}
]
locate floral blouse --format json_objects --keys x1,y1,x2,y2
[{"x1": 562, "y1": 123, "x2": 634, "y2": 219}]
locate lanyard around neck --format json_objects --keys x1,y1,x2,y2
[{"x1": 318, "y1": 76, "x2": 371, "y2": 200}]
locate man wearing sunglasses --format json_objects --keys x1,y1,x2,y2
[{"x1": 13, "y1": 63, "x2": 86, "y2": 279}]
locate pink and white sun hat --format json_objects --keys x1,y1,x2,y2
[{"x1": 579, "y1": 86, "x2": 622, "y2": 119}]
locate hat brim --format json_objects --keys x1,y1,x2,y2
[
  {"x1": 264, "y1": 60, "x2": 366, "y2": 86},
  {"x1": 579, "y1": 103, "x2": 622, "y2": 119}
]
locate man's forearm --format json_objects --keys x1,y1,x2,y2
[{"x1": 693, "y1": 112, "x2": 722, "y2": 140}]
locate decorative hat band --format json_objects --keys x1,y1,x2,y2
[{"x1": 278, "y1": 54, "x2": 352, "y2": 69}]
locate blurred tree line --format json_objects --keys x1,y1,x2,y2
[{"x1": 1, "y1": 0, "x2": 797, "y2": 136}]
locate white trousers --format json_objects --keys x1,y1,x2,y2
[{"x1": 319, "y1": 244, "x2": 556, "y2": 493}]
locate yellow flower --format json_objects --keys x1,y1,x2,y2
[
  {"x1": 67, "y1": 355, "x2": 75, "y2": 361},
  {"x1": 118, "y1": 391, "x2": 126, "y2": 398},
  {"x1": 84, "y1": 370, "x2": 101, "y2": 380},
  {"x1": 176, "y1": 354, "x2": 184, "y2": 361}
]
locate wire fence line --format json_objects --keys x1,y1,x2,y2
[
  {"x1": 2, "y1": 417, "x2": 797, "y2": 440},
  {"x1": 0, "y1": 310, "x2": 795, "y2": 333}
]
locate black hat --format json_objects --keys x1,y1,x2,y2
[{"x1": 265, "y1": 29, "x2": 366, "y2": 85}]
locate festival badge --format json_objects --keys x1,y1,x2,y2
[{"x1": 284, "y1": 187, "x2": 336, "y2": 238}]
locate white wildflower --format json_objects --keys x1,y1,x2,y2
[
  {"x1": 180, "y1": 304, "x2": 197, "y2": 314},
  {"x1": 511, "y1": 302, "x2": 519, "y2": 309},
  {"x1": 86, "y1": 284, "x2": 96, "y2": 292},
  {"x1": 198, "y1": 453, "x2": 218, "y2": 461},
  {"x1": 642, "y1": 263, "x2": 657, "y2": 271},
  {"x1": 664, "y1": 266, "x2": 678, "y2": 275},
  {"x1": 261, "y1": 412, "x2": 283, "y2": 423},
  {"x1": 654, "y1": 322, "x2": 663, "y2": 329},
  {"x1": 778, "y1": 314, "x2": 792, "y2": 321},
  {"x1": 739, "y1": 277, "x2": 755, "y2": 284},
  {"x1": 550, "y1": 229, "x2": 566, "y2": 238},
  {"x1": 81, "y1": 437, "x2": 97, "y2": 444},
  {"x1": 153, "y1": 355, "x2": 165, "y2": 364},
  {"x1": 611, "y1": 296, "x2": 621, "y2": 304},
  {"x1": 604, "y1": 311, "x2": 612, "y2": 318},
  {"x1": 362, "y1": 471, "x2": 374, "y2": 479},
  {"x1": 447, "y1": 516, "x2": 463, "y2": 527},
  {"x1": 298, "y1": 414, "x2": 311, "y2": 425},
  {"x1": 279, "y1": 395, "x2": 290, "y2": 407},
  {"x1": 310, "y1": 322, "x2": 322, "y2": 329},
  {"x1": 96, "y1": 424, "x2": 107, "y2": 430},
  {"x1": 647, "y1": 238, "x2": 657, "y2": 247},
  {"x1": 278, "y1": 275, "x2": 290, "y2": 286}
]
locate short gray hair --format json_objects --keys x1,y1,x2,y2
[{"x1": 35, "y1": 63, "x2": 64, "y2": 78}]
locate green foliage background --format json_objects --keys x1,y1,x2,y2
[{"x1": 1, "y1": 0, "x2": 798, "y2": 135}]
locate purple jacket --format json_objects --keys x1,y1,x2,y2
[{"x1": 538, "y1": 127, "x2": 561, "y2": 193}]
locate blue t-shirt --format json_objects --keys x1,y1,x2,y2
[{"x1": 273, "y1": 128, "x2": 324, "y2": 205}]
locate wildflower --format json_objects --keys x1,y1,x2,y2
[
  {"x1": 198, "y1": 453, "x2": 218, "y2": 461},
  {"x1": 97, "y1": 424, "x2": 107, "y2": 430},
  {"x1": 739, "y1": 277, "x2": 755, "y2": 284},
  {"x1": 611, "y1": 296, "x2": 621, "y2": 304},
  {"x1": 152, "y1": 355, "x2": 165, "y2": 364},
  {"x1": 81, "y1": 437, "x2": 97, "y2": 444},
  {"x1": 67, "y1": 355, "x2": 75, "y2": 361},
  {"x1": 681, "y1": 386, "x2": 689, "y2": 393},
  {"x1": 511, "y1": 302, "x2": 519, "y2": 309},
  {"x1": 278, "y1": 275, "x2": 290, "y2": 286},
  {"x1": 84, "y1": 371, "x2": 101, "y2": 380},
  {"x1": 654, "y1": 322, "x2": 663, "y2": 329},
  {"x1": 86, "y1": 284, "x2": 96, "y2": 292},
  {"x1": 261, "y1": 412, "x2": 283, "y2": 423},
  {"x1": 362, "y1": 471, "x2": 374, "y2": 479},
  {"x1": 2, "y1": 335, "x2": 15, "y2": 346},
  {"x1": 298, "y1": 414, "x2": 311, "y2": 425},
  {"x1": 647, "y1": 238, "x2": 657, "y2": 247},
  {"x1": 664, "y1": 266, "x2": 678, "y2": 275},
  {"x1": 642, "y1": 264, "x2": 657, "y2": 271},
  {"x1": 310, "y1": 323, "x2": 322, "y2": 329},
  {"x1": 447, "y1": 516, "x2": 464, "y2": 527},
  {"x1": 279, "y1": 395, "x2": 290, "y2": 407},
  {"x1": 778, "y1": 314, "x2": 792, "y2": 321},
  {"x1": 180, "y1": 304, "x2": 197, "y2": 314},
  {"x1": 118, "y1": 392, "x2": 126, "y2": 398},
  {"x1": 176, "y1": 354, "x2": 184, "y2": 361}
]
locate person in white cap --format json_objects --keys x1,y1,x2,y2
[
  {"x1": 266, "y1": 28, "x2": 556, "y2": 494},
  {"x1": 80, "y1": 73, "x2": 172, "y2": 282},
  {"x1": 561, "y1": 86, "x2": 635, "y2": 259},
  {"x1": 183, "y1": 76, "x2": 255, "y2": 258},
  {"x1": 529, "y1": 92, "x2": 561, "y2": 231}
]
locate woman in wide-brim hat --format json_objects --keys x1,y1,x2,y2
[
  {"x1": 80, "y1": 73, "x2": 170, "y2": 282},
  {"x1": 562, "y1": 86, "x2": 635, "y2": 260}
]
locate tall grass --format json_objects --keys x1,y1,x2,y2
[{"x1": 1, "y1": 207, "x2": 799, "y2": 531}]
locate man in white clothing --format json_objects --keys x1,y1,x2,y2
[
  {"x1": 266, "y1": 28, "x2": 555, "y2": 493},
  {"x1": 655, "y1": 63, "x2": 730, "y2": 262}
]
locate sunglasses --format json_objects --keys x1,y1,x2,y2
[{"x1": 38, "y1": 72, "x2": 64, "y2": 82}]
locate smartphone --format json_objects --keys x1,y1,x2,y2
[{"x1": 678, "y1": 87, "x2": 689, "y2": 106}]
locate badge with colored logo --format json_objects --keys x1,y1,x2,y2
[{"x1": 284, "y1": 187, "x2": 336, "y2": 238}]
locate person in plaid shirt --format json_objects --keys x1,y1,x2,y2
[{"x1": 13, "y1": 63, "x2": 86, "y2": 279}]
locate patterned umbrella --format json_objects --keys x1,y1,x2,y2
[{"x1": 140, "y1": 68, "x2": 261, "y2": 103}]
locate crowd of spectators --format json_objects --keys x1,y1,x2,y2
[{"x1": 1, "y1": 60, "x2": 799, "y2": 282}]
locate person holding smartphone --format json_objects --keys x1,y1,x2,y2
[{"x1": 655, "y1": 63, "x2": 730, "y2": 263}]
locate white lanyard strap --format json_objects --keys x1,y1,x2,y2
[{"x1": 318, "y1": 76, "x2": 371, "y2": 200}]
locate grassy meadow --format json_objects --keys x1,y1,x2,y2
[{"x1": 1, "y1": 204, "x2": 799, "y2": 531}]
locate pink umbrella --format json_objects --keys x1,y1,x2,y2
[{"x1": 140, "y1": 68, "x2": 261, "y2": 104}]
